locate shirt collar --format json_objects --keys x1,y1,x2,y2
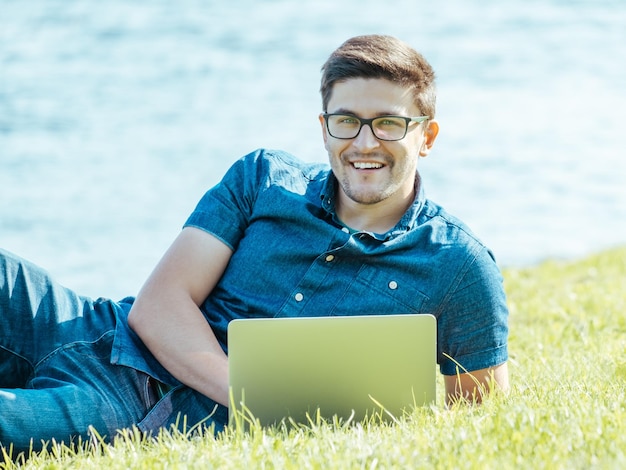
[{"x1": 320, "y1": 172, "x2": 337, "y2": 214}]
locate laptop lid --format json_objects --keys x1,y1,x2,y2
[{"x1": 228, "y1": 314, "x2": 436, "y2": 426}]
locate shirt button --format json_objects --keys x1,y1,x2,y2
[
  {"x1": 325, "y1": 254, "x2": 335, "y2": 262},
  {"x1": 341, "y1": 227, "x2": 350, "y2": 233},
  {"x1": 294, "y1": 293, "x2": 304, "y2": 302},
  {"x1": 388, "y1": 281, "x2": 398, "y2": 290}
]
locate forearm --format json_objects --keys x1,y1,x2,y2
[
  {"x1": 444, "y1": 362, "x2": 509, "y2": 405},
  {"x1": 128, "y1": 293, "x2": 230, "y2": 407},
  {"x1": 127, "y1": 227, "x2": 234, "y2": 406}
]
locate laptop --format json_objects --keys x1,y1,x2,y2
[{"x1": 228, "y1": 314, "x2": 436, "y2": 427}]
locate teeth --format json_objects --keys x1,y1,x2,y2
[{"x1": 353, "y1": 162, "x2": 383, "y2": 169}]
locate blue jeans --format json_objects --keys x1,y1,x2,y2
[{"x1": 0, "y1": 249, "x2": 227, "y2": 456}]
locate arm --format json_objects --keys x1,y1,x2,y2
[
  {"x1": 444, "y1": 362, "x2": 509, "y2": 406},
  {"x1": 127, "y1": 226, "x2": 232, "y2": 407},
  {"x1": 437, "y1": 242, "x2": 510, "y2": 406}
]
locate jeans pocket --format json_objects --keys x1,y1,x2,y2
[
  {"x1": 136, "y1": 385, "x2": 179, "y2": 435},
  {"x1": 137, "y1": 386, "x2": 228, "y2": 436}
]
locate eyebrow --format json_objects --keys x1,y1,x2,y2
[{"x1": 330, "y1": 108, "x2": 402, "y2": 117}]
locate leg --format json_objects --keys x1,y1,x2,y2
[
  {"x1": 0, "y1": 248, "x2": 115, "y2": 387},
  {"x1": 0, "y1": 249, "x2": 151, "y2": 454},
  {"x1": 0, "y1": 248, "x2": 225, "y2": 456},
  {"x1": 1, "y1": 331, "x2": 154, "y2": 456}
]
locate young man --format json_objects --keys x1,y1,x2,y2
[{"x1": 0, "y1": 35, "x2": 509, "y2": 455}]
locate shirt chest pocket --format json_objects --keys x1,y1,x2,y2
[{"x1": 330, "y1": 265, "x2": 430, "y2": 316}]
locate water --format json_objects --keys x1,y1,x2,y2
[{"x1": 1, "y1": 0, "x2": 625, "y2": 299}]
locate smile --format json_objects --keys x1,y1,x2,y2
[{"x1": 352, "y1": 162, "x2": 384, "y2": 169}]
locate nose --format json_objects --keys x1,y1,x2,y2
[{"x1": 352, "y1": 122, "x2": 381, "y2": 151}]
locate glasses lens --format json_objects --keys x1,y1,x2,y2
[
  {"x1": 371, "y1": 116, "x2": 408, "y2": 140},
  {"x1": 326, "y1": 115, "x2": 408, "y2": 141},
  {"x1": 327, "y1": 115, "x2": 361, "y2": 139}
]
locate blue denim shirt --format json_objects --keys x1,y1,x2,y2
[{"x1": 112, "y1": 148, "x2": 508, "y2": 383}]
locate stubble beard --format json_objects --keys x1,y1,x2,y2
[{"x1": 336, "y1": 152, "x2": 401, "y2": 205}]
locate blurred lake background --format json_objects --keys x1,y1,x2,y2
[{"x1": 1, "y1": 0, "x2": 625, "y2": 299}]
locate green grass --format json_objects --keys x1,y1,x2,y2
[{"x1": 3, "y1": 247, "x2": 626, "y2": 469}]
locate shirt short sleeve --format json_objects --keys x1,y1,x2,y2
[
  {"x1": 436, "y1": 246, "x2": 509, "y2": 375},
  {"x1": 183, "y1": 149, "x2": 268, "y2": 250}
]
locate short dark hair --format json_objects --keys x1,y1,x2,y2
[{"x1": 320, "y1": 35, "x2": 436, "y2": 118}]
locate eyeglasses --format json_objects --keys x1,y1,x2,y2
[{"x1": 322, "y1": 113, "x2": 429, "y2": 141}]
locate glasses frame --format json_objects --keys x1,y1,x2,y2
[{"x1": 321, "y1": 113, "x2": 430, "y2": 141}]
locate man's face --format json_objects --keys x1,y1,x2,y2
[{"x1": 319, "y1": 78, "x2": 438, "y2": 209}]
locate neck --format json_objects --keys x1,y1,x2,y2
[{"x1": 336, "y1": 185, "x2": 417, "y2": 234}]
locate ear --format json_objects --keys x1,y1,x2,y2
[
  {"x1": 419, "y1": 120, "x2": 439, "y2": 157},
  {"x1": 319, "y1": 113, "x2": 330, "y2": 150}
]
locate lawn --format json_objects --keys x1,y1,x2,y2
[{"x1": 3, "y1": 247, "x2": 625, "y2": 469}]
